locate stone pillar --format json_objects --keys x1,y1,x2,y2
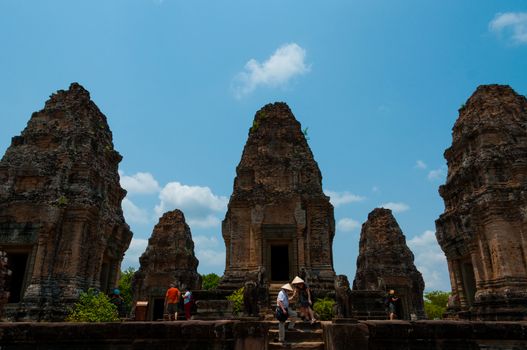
[
  {"x1": 220, "y1": 103, "x2": 336, "y2": 294},
  {"x1": 436, "y1": 84, "x2": 527, "y2": 320}
]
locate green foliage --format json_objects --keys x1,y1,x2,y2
[
  {"x1": 66, "y1": 288, "x2": 119, "y2": 322},
  {"x1": 424, "y1": 290, "x2": 450, "y2": 320},
  {"x1": 459, "y1": 103, "x2": 466, "y2": 110},
  {"x1": 118, "y1": 267, "x2": 136, "y2": 315},
  {"x1": 249, "y1": 110, "x2": 267, "y2": 133},
  {"x1": 226, "y1": 287, "x2": 244, "y2": 315},
  {"x1": 302, "y1": 127, "x2": 310, "y2": 140},
  {"x1": 250, "y1": 119, "x2": 260, "y2": 133},
  {"x1": 201, "y1": 273, "x2": 221, "y2": 290},
  {"x1": 56, "y1": 195, "x2": 68, "y2": 207},
  {"x1": 313, "y1": 297, "x2": 335, "y2": 321}
]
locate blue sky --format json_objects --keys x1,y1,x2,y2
[{"x1": 1, "y1": 1, "x2": 526, "y2": 291}]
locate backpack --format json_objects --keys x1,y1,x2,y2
[{"x1": 275, "y1": 307, "x2": 288, "y2": 322}]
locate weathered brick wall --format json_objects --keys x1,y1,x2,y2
[
  {"x1": 0, "y1": 320, "x2": 526, "y2": 350},
  {"x1": 0, "y1": 320, "x2": 269, "y2": 350},
  {"x1": 323, "y1": 320, "x2": 527, "y2": 350}
]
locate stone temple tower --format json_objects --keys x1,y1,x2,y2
[
  {"x1": 0, "y1": 83, "x2": 132, "y2": 320},
  {"x1": 220, "y1": 102, "x2": 336, "y2": 293},
  {"x1": 132, "y1": 209, "x2": 201, "y2": 321},
  {"x1": 353, "y1": 208, "x2": 425, "y2": 320},
  {"x1": 436, "y1": 84, "x2": 527, "y2": 320}
]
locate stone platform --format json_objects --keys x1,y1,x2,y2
[{"x1": 0, "y1": 320, "x2": 526, "y2": 349}]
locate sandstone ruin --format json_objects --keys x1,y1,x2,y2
[
  {"x1": 436, "y1": 84, "x2": 527, "y2": 320},
  {"x1": 0, "y1": 83, "x2": 132, "y2": 320},
  {"x1": 0, "y1": 251, "x2": 10, "y2": 319},
  {"x1": 132, "y1": 209, "x2": 201, "y2": 320},
  {"x1": 220, "y1": 102, "x2": 336, "y2": 293},
  {"x1": 353, "y1": 208, "x2": 425, "y2": 319}
]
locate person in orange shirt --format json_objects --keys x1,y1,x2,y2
[{"x1": 165, "y1": 283, "x2": 181, "y2": 321}]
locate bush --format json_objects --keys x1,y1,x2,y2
[
  {"x1": 201, "y1": 273, "x2": 221, "y2": 290},
  {"x1": 66, "y1": 288, "x2": 119, "y2": 322},
  {"x1": 118, "y1": 267, "x2": 136, "y2": 315},
  {"x1": 424, "y1": 290, "x2": 450, "y2": 320},
  {"x1": 313, "y1": 297, "x2": 335, "y2": 321},
  {"x1": 226, "y1": 287, "x2": 244, "y2": 316}
]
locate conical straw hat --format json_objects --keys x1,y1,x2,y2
[
  {"x1": 281, "y1": 283, "x2": 293, "y2": 292},
  {"x1": 291, "y1": 276, "x2": 304, "y2": 285}
]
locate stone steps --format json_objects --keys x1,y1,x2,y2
[
  {"x1": 267, "y1": 320, "x2": 325, "y2": 350},
  {"x1": 269, "y1": 328, "x2": 323, "y2": 342},
  {"x1": 268, "y1": 283, "x2": 283, "y2": 307},
  {"x1": 268, "y1": 340, "x2": 325, "y2": 350}
]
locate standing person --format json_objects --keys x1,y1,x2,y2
[
  {"x1": 109, "y1": 288, "x2": 125, "y2": 318},
  {"x1": 165, "y1": 283, "x2": 180, "y2": 321},
  {"x1": 385, "y1": 289, "x2": 399, "y2": 320},
  {"x1": 291, "y1": 276, "x2": 317, "y2": 324},
  {"x1": 183, "y1": 287, "x2": 193, "y2": 320},
  {"x1": 276, "y1": 283, "x2": 296, "y2": 343}
]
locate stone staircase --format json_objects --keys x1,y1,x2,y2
[
  {"x1": 267, "y1": 320, "x2": 325, "y2": 350},
  {"x1": 268, "y1": 283, "x2": 284, "y2": 304}
]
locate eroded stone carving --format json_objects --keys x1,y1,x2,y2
[
  {"x1": 353, "y1": 208, "x2": 425, "y2": 319},
  {"x1": 0, "y1": 83, "x2": 132, "y2": 320},
  {"x1": 132, "y1": 209, "x2": 201, "y2": 320},
  {"x1": 436, "y1": 84, "x2": 527, "y2": 320},
  {"x1": 0, "y1": 251, "x2": 10, "y2": 320},
  {"x1": 220, "y1": 102, "x2": 336, "y2": 293},
  {"x1": 334, "y1": 274, "x2": 353, "y2": 318}
]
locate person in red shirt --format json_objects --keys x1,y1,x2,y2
[{"x1": 165, "y1": 283, "x2": 181, "y2": 321}]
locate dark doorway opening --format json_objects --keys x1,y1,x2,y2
[
  {"x1": 271, "y1": 245, "x2": 289, "y2": 281},
  {"x1": 7, "y1": 253, "x2": 28, "y2": 303},
  {"x1": 461, "y1": 261, "x2": 476, "y2": 306},
  {"x1": 100, "y1": 262, "x2": 110, "y2": 294},
  {"x1": 153, "y1": 298, "x2": 165, "y2": 321}
]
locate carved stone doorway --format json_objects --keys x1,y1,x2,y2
[
  {"x1": 152, "y1": 297, "x2": 165, "y2": 321},
  {"x1": 461, "y1": 260, "x2": 476, "y2": 306},
  {"x1": 7, "y1": 252, "x2": 29, "y2": 303},
  {"x1": 270, "y1": 244, "x2": 290, "y2": 282}
]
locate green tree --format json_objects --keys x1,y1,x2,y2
[
  {"x1": 118, "y1": 267, "x2": 136, "y2": 315},
  {"x1": 424, "y1": 290, "x2": 450, "y2": 320},
  {"x1": 201, "y1": 273, "x2": 221, "y2": 290},
  {"x1": 226, "y1": 287, "x2": 244, "y2": 316},
  {"x1": 313, "y1": 297, "x2": 335, "y2": 321},
  {"x1": 66, "y1": 288, "x2": 119, "y2": 322}
]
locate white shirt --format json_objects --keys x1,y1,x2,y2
[{"x1": 277, "y1": 289, "x2": 289, "y2": 308}]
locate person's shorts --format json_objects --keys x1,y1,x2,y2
[
  {"x1": 167, "y1": 303, "x2": 178, "y2": 314},
  {"x1": 388, "y1": 303, "x2": 396, "y2": 313}
]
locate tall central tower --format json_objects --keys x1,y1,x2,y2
[{"x1": 220, "y1": 102, "x2": 336, "y2": 292}]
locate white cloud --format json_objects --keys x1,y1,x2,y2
[
  {"x1": 379, "y1": 202, "x2": 410, "y2": 213},
  {"x1": 122, "y1": 198, "x2": 150, "y2": 224},
  {"x1": 415, "y1": 160, "x2": 427, "y2": 169},
  {"x1": 155, "y1": 181, "x2": 228, "y2": 228},
  {"x1": 197, "y1": 249, "x2": 226, "y2": 267},
  {"x1": 193, "y1": 235, "x2": 225, "y2": 266},
  {"x1": 408, "y1": 230, "x2": 450, "y2": 291},
  {"x1": 120, "y1": 171, "x2": 161, "y2": 195},
  {"x1": 233, "y1": 43, "x2": 310, "y2": 98},
  {"x1": 489, "y1": 12, "x2": 527, "y2": 44},
  {"x1": 194, "y1": 235, "x2": 221, "y2": 249},
  {"x1": 188, "y1": 215, "x2": 222, "y2": 229},
  {"x1": 427, "y1": 167, "x2": 446, "y2": 181},
  {"x1": 337, "y1": 218, "x2": 360, "y2": 232},
  {"x1": 121, "y1": 238, "x2": 148, "y2": 270},
  {"x1": 325, "y1": 190, "x2": 365, "y2": 207}
]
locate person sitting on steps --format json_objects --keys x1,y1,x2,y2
[{"x1": 291, "y1": 276, "x2": 317, "y2": 324}]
